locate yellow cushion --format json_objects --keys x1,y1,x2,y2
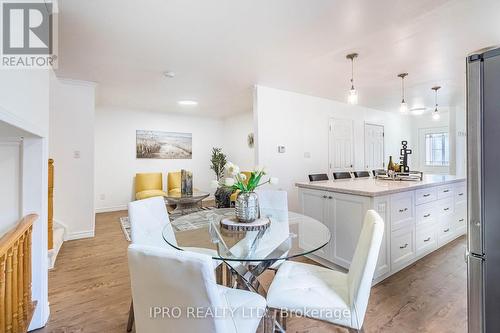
[
  {"x1": 135, "y1": 173, "x2": 163, "y2": 193},
  {"x1": 167, "y1": 172, "x2": 181, "y2": 193},
  {"x1": 168, "y1": 188, "x2": 181, "y2": 196},
  {"x1": 230, "y1": 190, "x2": 241, "y2": 202},
  {"x1": 135, "y1": 190, "x2": 168, "y2": 200},
  {"x1": 230, "y1": 171, "x2": 253, "y2": 202}
]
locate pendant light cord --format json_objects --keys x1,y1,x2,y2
[
  {"x1": 435, "y1": 89, "x2": 438, "y2": 111},
  {"x1": 401, "y1": 76, "x2": 405, "y2": 103},
  {"x1": 350, "y1": 58, "x2": 354, "y2": 89}
]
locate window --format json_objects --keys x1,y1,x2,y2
[{"x1": 425, "y1": 132, "x2": 449, "y2": 166}]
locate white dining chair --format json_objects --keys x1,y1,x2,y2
[
  {"x1": 228, "y1": 190, "x2": 289, "y2": 276},
  {"x1": 128, "y1": 196, "x2": 221, "y2": 262},
  {"x1": 128, "y1": 244, "x2": 267, "y2": 333},
  {"x1": 127, "y1": 196, "x2": 227, "y2": 332},
  {"x1": 255, "y1": 189, "x2": 288, "y2": 220},
  {"x1": 266, "y1": 209, "x2": 384, "y2": 332}
]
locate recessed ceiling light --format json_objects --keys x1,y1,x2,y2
[
  {"x1": 163, "y1": 71, "x2": 175, "y2": 78},
  {"x1": 178, "y1": 100, "x2": 198, "y2": 106},
  {"x1": 409, "y1": 107, "x2": 426, "y2": 115}
]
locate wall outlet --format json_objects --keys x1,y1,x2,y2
[
  {"x1": 73, "y1": 150, "x2": 81, "y2": 159},
  {"x1": 277, "y1": 145, "x2": 285, "y2": 153}
]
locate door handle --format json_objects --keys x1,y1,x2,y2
[
  {"x1": 423, "y1": 194, "x2": 431, "y2": 197},
  {"x1": 443, "y1": 207, "x2": 450, "y2": 211},
  {"x1": 423, "y1": 214, "x2": 431, "y2": 218},
  {"x1": 399, "y1": 208, "x2": 408, "y2": 213},
  {"x1": 424, "y1": 237, "x2": 431, "y2": 242},
  {"x1": 399, "y1": 243, "x2": 409, "y2": 249},
  {"x1": 322, "y1": 195, "x2": 327, "y2": 199},
  {"x1": 459, "y1": 218, "x2": 465, "y2": 222},
  {"x1": 444, "y1": 228, "x2": 450, "y2": 233},
  {"x1": 458, "y1": 193, "x2": 464, "y2": 196},
  {"x1": 443, "y1": 189, "x2": 450, "y2": 193}
]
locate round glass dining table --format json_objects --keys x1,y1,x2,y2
[
  {"x1": 162, "y1": 208, "x2": 331, "y2": 263},
  {"x1": 162, "y1": 208, "x2": 331, "y2": 296}
]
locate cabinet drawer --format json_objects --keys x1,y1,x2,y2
[
  {"x1": 416, "y1": 225, "x2": 438, "y2": 256},
  {"x1": 436, "y1": 184, "x2": 454, "y2": 199},
  {"x1": 390, "y1": 192, "x2": 415, "y2": 230},
  {"x1": 415, "y1": 188, "x2": 437, "y2": 205},
  {"x1": 416, "y1": 202, "x2": 437, "y2": 226},
  {"x1": 455, "y1": 183, "x2": 466, "y2": 205},
  {"x1": 437, "y1": 197, "x2": 454, "y2": 217},
  {"x1": 437, "y1": 221, "x2": 454, "y2": 246},
  {"x1": 455, "y1": 201, "x2": 466, "y2": 219},
  {"x1": 391, "y1": 226, "x2": 415, "y2": 268}
]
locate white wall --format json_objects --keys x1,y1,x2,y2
[
  {"x1": 94, "y1": 107, "x2": 225, "y2": 211},
  {"x1": 49, "y1": 78, "x2": 96, "y2": 239},
  {"x1": 254, "y1": 85, "x2": 413, "y2": 211},
  {"x1": 0, "y1": 139, "x2": 21, "y2": 235},
  {"x1": 222, "y1": 112, "x2": 255, "y2": 170},
  {"x1": 0, "y1": 69, "x2": 50, "y2": 330}
]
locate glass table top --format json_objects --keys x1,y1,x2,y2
[
  {"x1": 162, "y1": 208, "x2": 331, "y2": 262},
  {"x1": 164, "y1": 191, "x2": 210, "y2": 201}
]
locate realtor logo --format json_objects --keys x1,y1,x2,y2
[{"x1": 1, "y1": 0, "x2": 58, "y2": 68}]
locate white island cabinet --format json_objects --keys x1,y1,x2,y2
[{"x1": 297, "y1": 175, "x2": 466, "y2": 283}]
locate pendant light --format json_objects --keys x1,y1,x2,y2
[
  {"x1": 431, "y1": 86, "x2": 441, "y2": 120},
  {"x1": 398, "y1": 73, "x2": 408, "y2": 113},
  {"x1": 346, "y1": 53, "x2": 358, "y2": 104}
]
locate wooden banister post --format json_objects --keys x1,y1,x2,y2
[{"x1": 0, "y1": 215, "x2": 37, "y2": 333}]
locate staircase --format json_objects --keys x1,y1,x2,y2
[
  {"x1": 47, "y1": 159, "x2": 66, "y2": 270},
  {"x1": 48, "y1": 223, "x2": 65, "y2": 269}
]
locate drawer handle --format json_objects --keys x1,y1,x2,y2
[
  {"x1": 443, "y1": 207, "x2": 450, "y2": 211},
  {"x1": 458, "y1": 193, "x2": 464, "y2": 196},
  {"x1": 444, "y1": 228, "x2": 450, "y2": 233},
  {"x1": 424, "y1": 237, "x2": 431, "y2": 242},
  {"x1": 423, "y1": 193, "x2": 431, "y2": 197},
  {"x1": 328, "y1": 196, "x2": 333, "y2": 199},
  {"x1": 459, "y1": 218, "x2": 465, "y2": 222},
  {"x1": 399, "y1": 208, "x2": 408, "y2": 213},
  {"x1": 423, "y1": 213, "x2": 431, "y2": 218},
  {"x1": 399, "y1": 243, "x2": 409, "y2": 249},
  {"x1": 443, "y1": 189, "x2": 450, "y2": 193},
  {"x1": 323, "y1": 195, "x2": 327, "y2": 198}
]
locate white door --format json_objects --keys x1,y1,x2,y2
[
  {"x1": 329, "y1": 118, "x2": 354, "y2": 173},
  {"x1": 364, "y1": 123, "x2": 384, "y2": 170}
]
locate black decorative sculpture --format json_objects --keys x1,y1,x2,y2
[{"x1": 400, "y1": 141, "x2": 412, "y2": 173}]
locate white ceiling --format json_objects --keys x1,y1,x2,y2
[{"x1": 56, "y1": 0, "x2": 500, "y2": 117}]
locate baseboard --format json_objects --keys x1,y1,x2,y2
[
  {"x1": 95, "y1": 205, "x2": 128, "y2": 214},
  {"x1": 64, "y1": 230, "x2": 95, "y2": 241}
]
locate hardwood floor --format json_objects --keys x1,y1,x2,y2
[{"x1": 36, "y1": 211, "x2": 467, "y2": 333}]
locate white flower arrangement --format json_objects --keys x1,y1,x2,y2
[{"x1": 211, "y1": 162, "x2": 278, "y2": 192}]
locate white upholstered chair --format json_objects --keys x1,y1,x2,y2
[
  {"x1": 128, "y1": 244, "x2": 266, "y2": 333},
  {"x1": 255, "y1": 189, "x2": 288, "y2": 220},
  {"x1": 127, "y1": 196, "x2": 225, "y2": 332},
  {"x1": 228, "y1": 190, "x2": 289, "y2": 274},
  {"x1": 266, "y1": 209, "x2": 384, "y2": 332},
  {"x1": 128, "y1": 196, "x2": 221, "y2": 261}
]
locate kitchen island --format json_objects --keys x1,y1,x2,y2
[{"x1": 297, "y1": 175, "x2": 466, "y2": 282}]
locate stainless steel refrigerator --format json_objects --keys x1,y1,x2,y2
[{"x1": 467, "y1": 46, "x2": 500, "y2": 333}]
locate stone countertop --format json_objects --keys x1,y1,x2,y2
[{"x1": 296, "y1": 174, "x2": 466, "y2": 197}]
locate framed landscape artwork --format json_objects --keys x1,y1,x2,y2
[{"x1": 136, "y1": 130, "x2": 192, "y2": 159}]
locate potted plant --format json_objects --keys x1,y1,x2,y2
[
  {"x1": 210, "y1": 148, "x2": 232, "y2": 208},
  {"x1": 221, "y1": 162, "x2": 278, "y2": 223}
]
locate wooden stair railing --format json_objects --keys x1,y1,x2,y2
[
  {"x1": 0, "y1": 214, "x2": 37, "y2": 333},
  {"x1": 48, "y1": 159, "x2": 54, "y2": 250}
]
